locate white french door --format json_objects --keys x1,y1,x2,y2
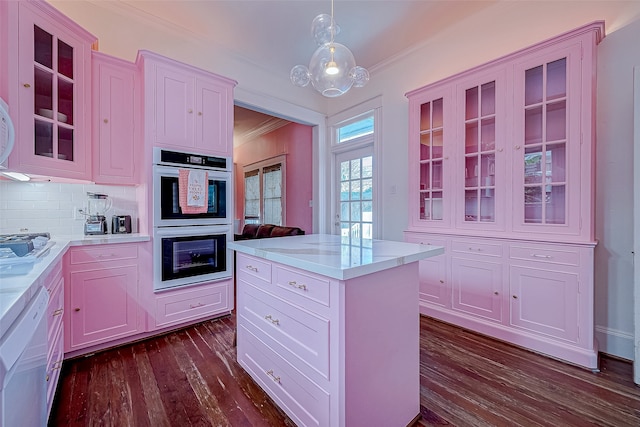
[{"x1": 334, "y1": 146, "x2": 373, "y2": 240}]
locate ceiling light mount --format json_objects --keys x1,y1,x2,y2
[{"x1": 290, "y1": 0, "x2": 369, "y2": 97}]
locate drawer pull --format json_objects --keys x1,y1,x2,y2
[
  {"x1": 531, "y1": 253, "x2": 552, "y2": 259},
  {"x1": 266, "y1": 369, "x2": 281, "y2": 384},
  {"x1": 74, "y1": 308, "x2": 81, "y2": 312},
  {"x1": 97, "y1": 253, "x2": 117, "y2": 258},
  {"x1": 264, "y1": 314, "x2": 280, "y2": 326},
  {"x1": 190, "y1": 302, "x2": 205, "y2": 309},
  {"x1": 52, "y1": 360, "x2": 63, "y2": 370},
  {"x1": 512, "y1": 295, "x2": 518, "y2": 299},
  {"x1": 53, "y1": 308, "x2": 63, "y2": 316},
  {"x1": 439, "y1": 279, "x2": 445, "y2": 284},
  {"x1": 288, "y1": 281, "x2": 308, "y2": 291},
  {"x1": 468, "y1": 247, "x2": 482, "y2": 252},
  {"x1": 245, "y1": 265, "x2": 258, "y2": 272}
]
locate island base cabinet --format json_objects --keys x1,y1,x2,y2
[{"x1": 235, "y1": 253, "x2": 420, "y2": 427}]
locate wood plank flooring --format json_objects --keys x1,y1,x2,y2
[{"x1": 49, "y1": 315, "x2": 640, "y2": 427}]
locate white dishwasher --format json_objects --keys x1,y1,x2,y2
[{"x1": 0, "y1": 287, "x2": 49, "y2": 427}]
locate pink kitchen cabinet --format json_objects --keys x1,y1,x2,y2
[
  {"x1": 405, "y1": 22, "x2": 603, "y2": 369},
  {"x1": 150, "y1": 281, "x2": 232, "y2": 330},
  {"x1": 64, "y1": 244, "x2": 141, "y2": 353},
  {"x1": 92, "y1": 51, "x2": 141, "y2": 185},
  {"x1": 236, "y1": 252, "x2": 421, "y2": 426},
  {"x1": 137, "y1": 50, "x2": 236, "y2": 157},
  {"x1": 404, "y1": 233, "x2": 450, "y2": 308},
  {"x1": 43, "y1": 260, "x2": 64, "y2": 419},
  {"x1": 3, "y1": 0, "x2": 96, "y2": 180}
]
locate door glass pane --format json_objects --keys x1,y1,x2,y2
[
  {"x1": 362, "y1": 201, "x2": 372, "y2": 222},
  {"x1": 481, "y1": 82, "x2": 496, "y2": 116},
  {"x1": 351, "y1": 202, "x2": 361, "y2": 222},
  {"x1": 432, "y1": 160, "x2": 443, "y2": 190},
  {"x1": 362, "y1": 156, "x2": 372, "y2": 178},
  {"x1": 546, "y1": 58, "x2": 566, "y2": 100},
  {"x1": 525, "y1": 106, "x2": 543, "y2": 145},
  {"x1": 524, "y1": 186, "x2": 543, "y2": 223},
  {"x1": 420, "y1": 192, "x2": 429, "y2": 220},
  {"x1": 34, "y1": 26, "x2": 52, "y2": 69},
  {"x1": 58, "y1": 127, "x2": 73, "y2": 161},
  {"x1": 480, "y1": 188, "x2": 495, "y2": 222},
  {"x1": 432, "y1": 130, "x2": 443, "y2": 158},
  {"x1": 34, "y1": 68, "x2": 53, "y2": 115},
  {"x1": 361, "y1": 179, "x2": 372, "y2": 200},
  {"x1": 465, "y1": 156, "x2": 478, "y2": 187},
  {"x1": 480, "y1": 118, "x2": 495, "y2": 151},
  {"x1": 350, "y1": 159, "x2": 361, "y2": 179},
  {"x1": 546, "y1": 101, "x2": 566, "y2": 142},
  {"x1": 480, "y1": 154, "x2": 495, "y2": 186},
  {"x1": 420, "y1": 103, "x2": 431, "y2": 130},
  {"x1": 432, "y1": 98, "x2": 443, "y2": 128},
  {"x1": 524, "y1": 147, "x2": 543, "y2": 184},
  {"x1": 420, "y1": 163, "x2": 431, "y2": 190},
  {"x1": 341, "y1": 161, "x2": 349, "y2": 181},
  {"x1": 525, "y1": 65, "x2": 543, "y2": 105},
  {"x1": 340, "y1": 182, "x2": 349, "y2": 201},
  {"x1": 548, "y1": 143, "x2": 566, "y2": 183},
  {"x1": 58, "y1": 39, "x2": 73, "y2": 79},
  {"x1": 547, "y1": 185, "x2": 566, "y2": 224},
  {"x1": 58, "y1": 78, "x2": 73, "y2": 126},
  {"x1": 465, "y1": 87, "x2": 478, "y2": 120},
  {"x1": 465, "y1": 189, "x2": 478, "y2": 221},
  {"x1": 351, "y1": 180, "x2": 361, "y2": 200},
  {"x1": 341, "y1": 202, "x2": 349, "y2": 221},
  {"x1": 432, "y1": 191, "x2": 443, "y2": 220},
  {"x1": 35, "y1": 120, "x2": 53, "y2": 157},
  {"x1": 465, "y1": 122, "x2": 478, "y2": 154},
  {"x1": 420, "y1": 133, "x2": 431, "y2": 160}
]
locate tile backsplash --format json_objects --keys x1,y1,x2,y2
[{"x1": 0, "y1": 181, "x2": 140, "y2": 236}]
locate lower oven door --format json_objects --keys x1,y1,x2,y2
[{"x1": 153, "y1": 225, "x2": 232, "y2": 291}]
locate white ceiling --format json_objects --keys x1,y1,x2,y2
[{"x1": 94, "y1": 1, "x2": 498, "y2": 141}]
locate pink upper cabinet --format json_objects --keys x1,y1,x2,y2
[
  {"x1": 137, "y1": 50, "x2": 237, "y2": 157},
  {"x1": 4, "y1": 0, "x2": 96, "y2": 180},
  {"x1": 406, "y1": 21, "x2": 604, "y2": 243}
]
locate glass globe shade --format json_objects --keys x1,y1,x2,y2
[
  {"x1": 309, "y1": 42, "x2": 356, "y2": 97},
  {"x1": 290, "y1": 64, "x2": 311, "y2": 87},
  {"x1": 311, "y1": 14, "x2": 340, "y2": 45}
]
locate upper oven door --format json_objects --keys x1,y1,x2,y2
[{"x1": 153, "y1": 164, "x2": 232, "y2": 227}]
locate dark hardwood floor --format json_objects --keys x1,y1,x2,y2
[{"x1": 50, "y1": 315, "x2": 640, "y2": 427}]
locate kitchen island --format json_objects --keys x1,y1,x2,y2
[{"x1": 230, "y1": 234, "x2": 444, "y2": 427}]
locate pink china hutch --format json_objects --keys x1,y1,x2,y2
[{"x1": 405, "y1": 21, "x2": 604, "y2": 370}]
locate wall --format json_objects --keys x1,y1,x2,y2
[
  {"x1": 16, "y1": 0, "x2": 640, "y2": 359},
  {"x1": 0, "y1": 181, "x2": 140, "y2": 235},
  {"x1": 234, "y1": 122, "x2": 313, "y2": 233}
]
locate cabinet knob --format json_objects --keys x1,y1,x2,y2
[
  {"x1": 512, "y1": 295, "x2": 518, "y2": 299},
  {"x1": 53, "y1": 308, "x2": 63, "y2": 316},
  {"x1": 188, "y1": 109, "x2": 193, "y2": 114},
  {"x1": 103, "y1": 118, "x2": 109, "y2": 124},
  {"x1": 23, "y1": 83, "x2": 31, "y2": 88},
  {"x1": 514, "y1": 145, "x2": 521, "y2": 150},
  {"x1": 198, "y1": 112, "x2": 202, "y2": 116},
  {"x1": 74, "y1": 307, "x2": 81, "y2": 312},
  {"x1": 439, "y1": 280, "x2": 445, "y2": 284},
  {"x1": 494, "y1": 291, "x2": 499, "y2": 295}
]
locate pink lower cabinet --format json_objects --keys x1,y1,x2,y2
[
  {"x1": 64, "y1": 244, "x2": 141, "y2": 353},
  {"x1": 405, "y1": 232, "x2": 597, "y2": 369},
  {"x1": 236, "y1": 253, "x2": 420, "y2": 427},
  {"x1": 44, "y1": 261, "x2": 64, "y2": 418},
  {"x1": 151, "y1": 281, "x2": 232, "y2": 330}
]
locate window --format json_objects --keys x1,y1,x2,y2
[{"x1": 243, "y1": 157, "x2": 285, "y2": 226}]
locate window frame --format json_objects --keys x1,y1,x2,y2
[{"x1": 243, "y1": 155, "x2": 286, "y2": 226}]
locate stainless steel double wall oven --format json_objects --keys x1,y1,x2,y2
[{"x1": 152, "y1": 148, "x2": 233, "y2": 291}]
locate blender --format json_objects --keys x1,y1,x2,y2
[{"x1": 84, "y1": 192, "x2": 112, "y2": 235}]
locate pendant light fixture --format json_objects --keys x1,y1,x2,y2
[{"x1": 290, "y1": 0, "x2": 369, "y2": 97}]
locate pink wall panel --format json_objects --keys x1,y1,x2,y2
[{"x1": 234, "y1": 122, "x2": 313, "y2": 234}]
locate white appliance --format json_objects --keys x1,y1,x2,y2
[
  {"x1": 0, "y1": 287, "x2": 49, "y2": 427},
  {"x1": 0, "y1": 97, "x2": 16, "y2": 170}
]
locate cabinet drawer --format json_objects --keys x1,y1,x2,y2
[
  {"x1": 238, "y1": 325, "x2": 330, "y2": 427},
  {"x1": 236, "y1": 253, "x2": 272, "y2": 284},
  {"x1": 47, "y1": 275, "x2": 64, "y2": 345},
  {"x1": 69, "y1": 244, "x2": 138, "y2": 265},
  {"x1": 46, "y1": 324, "x2": 64, "y2": 415},
  {"x1": 239, "y1": 283, "x2": 329, "y2": 381},
  {"x1": 451, "y1": 240, "x2": 502, "y2": 257},
  {"x1": 509, "y1": 244, "x2": 580, "y2": 266},
  {"x1": 274, "y1": 266, "x2": 330, "y2": 310},
  {"x1": 154, "y1": 282, "x2": 230, "y2": 328},
  {"x1": 404, "y1": 233, "x2": 447, "y2": 248}
]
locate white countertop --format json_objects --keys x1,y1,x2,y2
[
  {"x1": 229, "y1": 234, "x2": 444, "y2": 280},
  {"x1": 0, "y1": 233, "x2": 150, "y2": 337}
]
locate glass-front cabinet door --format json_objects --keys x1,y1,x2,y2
[
  {"x1": 11, "y1": 1, "x2": 95, "y2": 179},
  {"x1": 456, "y1": 71, "x2": 505, "y2": 231},
  {"x1": 512, "y1": 44, "x2": 582, "y2": 237},
  {"x1": 407, "y1": 86, "x2": 452, "y2": 229}
]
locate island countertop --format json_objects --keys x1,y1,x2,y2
[{"x1": 229, "y1": 233, "x2": 444, "y2": 280}]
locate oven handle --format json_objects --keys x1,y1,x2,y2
[{"x1": 154, "y1": 225, "x2": 233, "y2": 238}]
